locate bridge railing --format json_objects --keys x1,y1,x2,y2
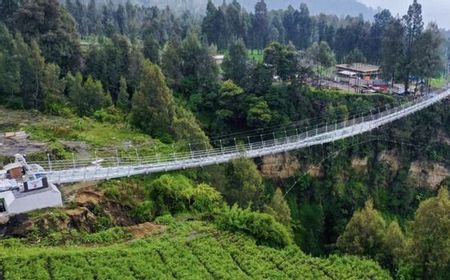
[{"x1": 34, "y1": 89, "x2": 449, "y2": 179}]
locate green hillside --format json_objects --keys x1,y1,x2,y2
[{"x1": 0, "y1": 222, "x2": 390, "y2": 280}]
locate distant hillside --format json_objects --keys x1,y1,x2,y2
[
  {"x1": 234, "y1": 0, "x2": 377, "y2": 18},
  {"x1": 90, "y1": 0, "x2": 377, "y2": 19}
]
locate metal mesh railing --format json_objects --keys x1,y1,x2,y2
[{"x1": 32, "y1": 89, "x2": 449, "y2": 184}]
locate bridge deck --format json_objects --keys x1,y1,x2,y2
[{"x1": 40, "y1": 89, "x2": 450, "y2": 184}]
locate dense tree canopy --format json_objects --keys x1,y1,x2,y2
[
  {"x1": 337, "y1": 200, "x2": 387, "y2": 261},
  {"x1": 222, "y1": 40, "x2": 249, "y2": 86},
  {"x1": 66, "y1": 73, "x2": 112, "y2": 116},
  {"x1": 408, "y1": 188, "x2": 450, "y2": 279},
  {"x1": 13, "y1": 0, "x2": 81, "y2": 72},
  {"x1": 224, "y1": 158, "x2": 265, "y2": 209},
  {"x1": 131, "y1": 60, "x2": 176, "y2": 138}
]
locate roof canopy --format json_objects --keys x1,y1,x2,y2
[
  {"x1": 3, "y1": 163, "x2": 22, "y2": 172},
  {"x1": 336, "y1": 63, "x2": 380, "y2": 74},
  {"x1": 338, "y1": 70, "x2": 357, "y2": 77}
]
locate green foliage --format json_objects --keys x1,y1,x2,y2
[
  {"x1": 131, "y1": 201, "x2": 154, "y2": 223},
  {"x1": 44, "y1": 227, "x2": 131, "y2": 246},
  {"x1": 41, "y1": 63, "x2": 67, "y2": 115},
  {"x1": 246, "y1": 95, "x2": 273, "y2": 127},
  {"x1": 344, "y1": 48, "x2": 367, "y2": 64},
  {"x1": 215, "y1": 80, "x2": 247, "y2": 131},
  {"x1": 12, "y1": 0, "x2": 81, "y2": 72},
  {"x1": 216, "y1": 204, "x2": 292, "y2": 248},
  {"x1": 263, "y1": 41, "x2": 297, "y2": 81},
  {"x1": 382, "y1": 221, "x2": 406, "y2": 271},
  {"x1": 0, "y1": 221, "x2": 390, "y2": 279},
  {"x1": 142, "y1": 34, "x2": 160, "y2": 64},
  {"x1": 130, "y1": 59, "x2": 209, "y2": 144},
  {"x1": 264, "y1": 188, "x2": 292, "y2": 228},
  {"x1": 0, "y1": 34, "x2": 67, "y2": 112},
  {"x1": 131, "y1": 59, "x2": 175, "y2": 138},
  {"x1": 66, "y1": 73, "x2": 112, "y2": 116},
  {"x1": 0, "y1": 2, "x2": 448, "y2": 279},
  {"x1": 161, "y1": 37, "x2": 183, "y2": 91},
  {"x1": 172, "y1": 104, "x2": 210, "y2": 145},
  {"x1": 84, "y1": 35, "x2": 144, "y2": 103},
  {"x1": 337, "y1": 200, "x2": 387, "y2": 261},
  {"x1": 306, "y1": 41, "x2": 336, "y2": 86},
  {"x1": 414, "y1": 23, "x2": 445, "y2": 86},
  {"x1": 188, "y1": 235, "x2": 251, "y2": 279},
  {"x1": 92, "y1": 107, "x2": 125, "y2": 124},
  {"x1": 382, "y1": 19, "x2": 405, "y2": 83},
  {"x1": 224, "y1": 158, "x2": 264, "y2": 208},
  {"x1": 0, "y1": 24, "x2": 20, "y2": 102},
  {"x1": 154, "y1": 214, "x2": 176, "y2": 225},
  {"x1": 161, "y1": 32, "x2": 218, "y2": 100},
  {"x1": 222, "y1": 40, "x2": 249, "y2": 86},
  {"x1": 297, "y1": 202, "x2": 325, "y2": 256},
  {"x1": 116, "y1": 76, "x2": 130, "y2": 112},
  {"x1": 406, "y1": 188, "x2": 450, "y2": 279},
  {"x1": 148, "y1": 174, "x2": 222, "y2": 216}
]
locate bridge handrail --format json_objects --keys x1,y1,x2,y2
[{"x1": 34, "y1": 89, "x2": 449, "y2": 184}]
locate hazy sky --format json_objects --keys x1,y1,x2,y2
[{"x1": 358, "y1": 0, "x2": 450, "y2": 29}]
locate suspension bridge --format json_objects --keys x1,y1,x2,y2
[{"x1": 33, "y1": 89, "x2": 449, "y2": 185}]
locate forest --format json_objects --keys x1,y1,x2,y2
[{"x1": 0, "y1": 0, "x2": 449, "y2": 279}]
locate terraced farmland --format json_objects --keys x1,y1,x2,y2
[{"x1": 0, "y1": 222, "x2": 390, "y2": 280}]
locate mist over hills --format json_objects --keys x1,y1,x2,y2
[
  {"x1": 230, "y1": 0, "x2": 377, "y2": 18},
  {"x1": 89, "y1": 0, "x2": 378, "y2": 19}
]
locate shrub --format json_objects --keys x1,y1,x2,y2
[
  {"x1": 131, "y1": 201, "x2": 154, "y2": 223},
  {"x1": 93, "y1": 107, "x2": 124, "y2": 124},
  {"x1": 148, "y1": 175, "x2": 193, "y2": 215},
  {"x1": 215, "y1": 204, "x2": 292, "y2": 248},
  {"x1": 191, "y1": 183, "x2": 223, "y2": 213},
  {"x1": 148, "y1": 175, "x2": 222, "y2": 216},
  {"x1": 78, "y1": 227, "x2": 130, "y2": 244},
  {"x1": 155, "y1": 214, "x2": 175, "y2": 225}
]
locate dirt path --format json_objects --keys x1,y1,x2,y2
[{"x1": 0, "y1": 132, "x2": 47, "y2": 158}]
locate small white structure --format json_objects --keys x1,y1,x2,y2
[
  {"x1": 392, "y1": 84, "x2": 406, "y2": 95},
  {"x1": 0, "y1": 155, "x2": 62, "y2": 217},
  {"x1": 213, "y1": 54, "x2": 225, "y2": 65}
]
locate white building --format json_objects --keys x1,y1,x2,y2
[
  {"x1": 0, "y1": 183, "x2": 62, "y2": 215},
  {"x1": 0, "y1": 155, "x2": 63, "y2": 218},
  {"x1": 213, "y1": 54, "x2": 225, "y2": 65}
]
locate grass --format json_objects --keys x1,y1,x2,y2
[
  {"x1": 0, "y1": 221, "x2": 391, "y2": 280},
  {"x1": 248, "y1": 49, "x2": 264, "y2": 62},
  {"x1": 430, "y1": 75, "x2": 450, "y2": 88},
  {"x1": 0, "y1": 107, "x2": 176, "y2": 161}
]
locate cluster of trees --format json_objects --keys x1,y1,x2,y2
[
  {"x1": 203, "y1": 0, "x2": 445, "y2": 92},
  {"x1": 1, "y1": 0, "x2": 81, "y2": 73},
  {"x1": 337, "y1": 189, "x2": 450, "y2": 279},
  {"x1": 0, "y1": 0, "x2": 210, "y2": 145},
  {"x1": 2, "y1": 0, "x2": 437, "y2": 137},
  {"x1": 64, "y1": 0, "x2": 187, "y2": 39},
  {"x1": 0, "y1": 25, "x2": 65, "y2": 111},
  {"x1": 381, "y1": 1, "x2": 444, "y2": 92}
]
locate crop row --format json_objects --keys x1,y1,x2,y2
[
  {"x1": 1, "y1": 247, "x2": 174, "y2": 280},
  {"x1": 187, "y1": 235, "x2": 251, "y2": 280},
  {"x1": 215, "y1": 233, "x2": 290, "y2": 279},
  {"x1": 0, "y1": 228, "x2": 390, "y2": 280},
  {"x1": 2, "y1": 256, "x2": 50, "y2": 280},
  {"x1": 154, "y1": 238, "x2": 213, "y2": 280},
  {"x1": 216, "y1": 233, "x2": 390, "y2": 280}
]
